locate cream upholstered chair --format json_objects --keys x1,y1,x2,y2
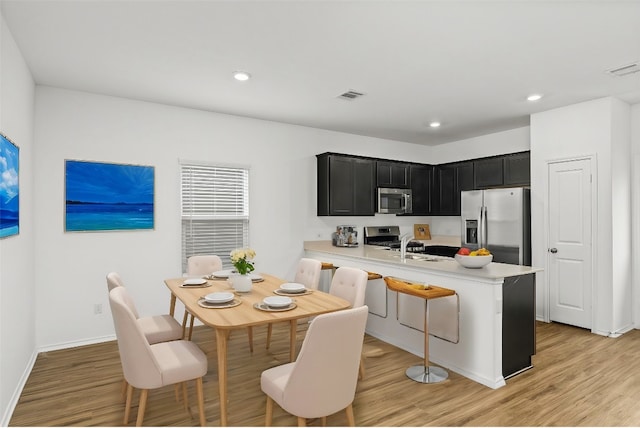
[
  {"x1": 106, "y1": 272, "x2": 185, "y2": 401},
  {"x1": 109, "y1": 286, "x2": 208, "y2": 427},
  {"x1": 183, "y1": 255, "x2": 223, "y2": 340},
  {"x1": 106, "y1": 272, "x2": 183, "y2": 344},
  {"x1": 328, "y1": 266, "x2": 368, "y2": 379},
  {"x1": 260, "y1": 305, "x2": 368, "y2": 426},
  {"x1": 265, "y1": 258, "x2": 322, "y2": 349}
]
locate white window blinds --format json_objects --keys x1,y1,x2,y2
[{"x1": 181, "y1": 162, "x2": 249, "y2": 272}]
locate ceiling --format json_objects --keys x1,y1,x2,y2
[{"x1": 2, "y1": 0, "x2": 640, "y2": 146}]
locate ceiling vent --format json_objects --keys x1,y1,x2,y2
[
  {"x1": 607, "y1": 62, "x2": 640, "y2": 77},
  {"x1": 337, "y1": 90, "x2": 365, "y2": 100}
]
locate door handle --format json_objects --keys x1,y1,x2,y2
[{"x1": 549, "y1": 248, "x2": 558, "y2": 253}]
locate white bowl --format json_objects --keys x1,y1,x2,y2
[
  {"x1": 204, "y1": 292, "x2": 234, "y2": 304},
  {"x1": 183, "y1": 277, "x2": 207, "y2": 286},
  {"x1": 280, "y1": 282, "x2": 306, "y2": 292},
  {"x1": 263, "y1": 296, "x2": 292, "y2": 308},
  {"x1": 455, "y1": 254, "x2": 493, "y2": 268}
]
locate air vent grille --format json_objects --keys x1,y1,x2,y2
[
  {"x1": 607, "y1": 62, "x2": 640, "y2": 77},
  {"x1": 337, "y1": 90, "x2": 365, "y2": 100}
]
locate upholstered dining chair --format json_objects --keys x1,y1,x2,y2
[
  {"x1": 183, "y1": 255, "x2": 223, "y2": 340},
  {"x1": 328, "y1": 266, "x2": 368, "y2": 379},
  {"x1": 265, "y1": 258, "x2": 322, "y2": 349},
  {"x1": 109, "y1": 286, "x2": 208, "y2": 427},
  {"x1": 260, "y1": 305, "x2": 368, "y2": 426},
  {"x1": 106, "y1": 272, "x2": 185, "y2": 401}
]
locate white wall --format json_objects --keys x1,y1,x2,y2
[
  {"x1": 631, "y1": 104, "x2": 640, "y2": 327},
  {"x1": 32, "y1": 86, "x2": 438, "y2": 348},
  {"x1": 530, "y1": 97, "x2": 633, "y2": 335},
  {"x1": 0, "y1": 13, "x2": 36, "y2": 427}
]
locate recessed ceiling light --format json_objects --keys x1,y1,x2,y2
[
  {"x1": 429, "y1": 121, "x2": 441, "y2": 128},
  {"x1": 527, "y1": 94, "x2": 543, "y2": 102},
  {"x1": 233, "y1": 71, "x2": 251, "y2": 81}
]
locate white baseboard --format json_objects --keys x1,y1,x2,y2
[{"x1": 1, "y1": 349, "x2": 38, "y2": 427}]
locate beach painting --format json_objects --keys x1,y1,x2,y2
[
  {"x1": 0, "y1": 134, "x2": 19, "y2": 239},
  {"x1": 65, "y1": 160, "x2": 154, "y2": 232}
]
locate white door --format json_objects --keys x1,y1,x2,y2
[{"x1": 548, "y1": 158, "x2": 593, "y2": 329}]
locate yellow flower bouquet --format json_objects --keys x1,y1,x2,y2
[{"x1": 230, "y1": 248, "x2": 256, "y2": 275}]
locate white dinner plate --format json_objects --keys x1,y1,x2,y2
[
  {"x1": 250, "y1": 273, "x2": 264, "y2": 282},
  {"x1": 280, "y1": 282, "x2": 306, "y2": 293},
  {"x1": 204, "y1": 292, "x2": 235, "y2": 304},
  {"x1": 212, "y1": 270, "x2": 234, "y2": 278},
  {"x1": 183, "y1": 278, "x2": 207, "y2": 286},
  {"x1": 263, "y1": 296, "x2": 292, "y2": 308}
]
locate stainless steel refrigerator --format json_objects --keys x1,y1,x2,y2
[{"x1": 460, "y1": 187, "x2": 531, "y2": 265}]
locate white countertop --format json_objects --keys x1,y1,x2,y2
[{"x1": 304, "y1": 240, "x2": 542, "y2": 279}]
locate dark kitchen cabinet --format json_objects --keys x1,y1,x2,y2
[
  {"x1": 432, "y1": 161, "x2": 474, "y2": 215},
  {"x1": 504, "y1": 152, "x2": 531, "y2": 186},
  {"x1": 376, "y1": 161, "x2": 410, "y2": 188},
  {"x1": 317, "y1": 153, "x2": 375, "y2": 216},
  {"x1": 502, "y1": 273, "x2": 536, "y2": 378},
  {"x1": 407, "y1": 164, "x2": 432, "y2": 215},
  {"x1": 474, "y1": 156, "x2": 504, "y2": 189}
]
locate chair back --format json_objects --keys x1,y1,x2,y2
[
  {"x1": 187, "y1": 255, "x2": 223, "y2": 276},
  {"x1": 108, "y1": 286, "x2": 163, "y2": 389},
  {"x1": 282, "y1": 306, "x2": 368, "y2": 417},
  {"x1": 293, "y1": 258, "x2": 322, "y2": 290},
  {"x1": 329, "y1": 266, "x2": 368, "y2": 308},
  {"x1": 106, "y1": 272, "x2": 140, "y2": 319}
]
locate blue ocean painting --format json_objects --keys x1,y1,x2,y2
[
  {"x1": 0, "y1": 134, "x2": 19, "y2": 239},
  {"x1": 65, "y1": 160, "x2": 154, "y2": 231}
]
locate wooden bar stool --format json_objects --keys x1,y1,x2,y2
[{"x1": 384, "y1": 276, "x2": 456, "y2": 384}]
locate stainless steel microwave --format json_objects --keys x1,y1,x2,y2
[{"x1": 377, "y1": 187, "x2": 412, "y2": 214}]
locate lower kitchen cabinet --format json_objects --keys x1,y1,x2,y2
[
  {"x1": 502, "y1": 273, "x2": 536, "y2": 378},
  {"x1": 364, "y1": 278, "x2": 387, "y2": 317}
]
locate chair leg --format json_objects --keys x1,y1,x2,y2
[
  {"x1": 321, "y1": 416, "x2": 327, "y2": 426},
  {"x1": 247, "y1": 326, "x2": 254, "y2": 352},
  {"x1": 358, "y1": 355, "x2": 365, "y2": 380},
  {"x1": 136, "y1": 389, "x2": 148, "y2": 427},
  {"x1": 182, "y1": 311, "x2": 189, "y2": 338},
  {"x1": 196, "y1": 377, "x2": 206, "y2": 427},
  {"x1": 188, "y1": 314, "x2": 195, "y2": 340},
  {"x1": 124, "y1": 383, "x2": 134, "y2": 425},
  {"x1": 345, "y1": 403, "x2": 355, "y2": 427},
  {"x1": 265, "y1": 395, "x2": 273, "y2": 426},
  {"x1": 298, "y1": 416, "x2": 307, "y2": 426},
  {"x1": 266, "y1": 323, "x2": 273, "y2": 349}
]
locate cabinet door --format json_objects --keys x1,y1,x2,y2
[
  {"x1": 408, "y1": 164, "x2": 432, "y2": 215},
  {"x1": 474, "y1": 157, "x2": 504, "y2": 188},
  {"x1": 434, "y1": 165, "x2": 456, "y2": 215},
  {"x1": 377, "y1": 161, "x2": 409, "y2": 188},
  {"x1": 504, "y1": 152, "x2": 530, "y2": 186},
  {"x1": 328, "y1": 156, "x2": 355, "y2": 215},
  {"x1": 352, "y1": 158, "x2": 375, "y2": 215}
]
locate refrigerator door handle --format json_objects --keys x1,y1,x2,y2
[
  {"x1": 478, "y1": 207, "x2": 484, "y2": 248},
  {"x1": 482, "y1": 206, "x2": 488, "y2": 248}
]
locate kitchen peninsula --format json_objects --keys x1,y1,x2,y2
[{"x1": 304, "y1": 240, "x2": 542, "y2": 389}]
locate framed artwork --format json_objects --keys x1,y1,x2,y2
[
  {"x1": 0, "y1": 133, "x2": 19, "y2": 239},
  {"x1": 65, "y1": 160, "x2": 154, "y2": 232}
]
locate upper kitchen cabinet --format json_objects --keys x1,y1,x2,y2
[
  {"x1": 376, "y1": 160, "x2": 410, "y2": 188},
  {"x1": 503, "y1": 151, "x2": 531, "y2": 186},
  {"x1": 473, "y1": 151, "x2": 530, "y2": 189},
  {"x1": 407, "y1": 163, "x2": 433, "y2": 215},
  {"x1": 317, "y1": 153, "x2": 375, "y2": 216},
  {"x1": 433, "y1": 161, "x2": 474, "y2": 215}
]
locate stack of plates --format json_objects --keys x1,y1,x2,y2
[
  {"x1": 204, "y1": 292, "x2": 234, "y2": 304},
  {"x1": 263, "y1": 296, "x2": 293, "y2": 309},
  {"x1": 279, "y1": 282, "x2": 306, "y2": 294}
]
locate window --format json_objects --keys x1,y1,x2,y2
[{"x1": 181, "y1": 161, "x2": 249, "y2": 273}]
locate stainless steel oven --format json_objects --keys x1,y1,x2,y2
[{"x1": 377, "y1": 188, "x2": 412, "y2": 214}]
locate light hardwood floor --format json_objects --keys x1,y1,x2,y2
[{"x1": 9, "y1": 321, "x2": 640, "y2": 426}]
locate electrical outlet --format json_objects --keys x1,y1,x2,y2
[{"x1": 94, "y1": 303, "x2": 102, "y2": 315}]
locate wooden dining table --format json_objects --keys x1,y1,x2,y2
[{"x1": 164, "y1": 273, "x2": 352, "y2": 426}]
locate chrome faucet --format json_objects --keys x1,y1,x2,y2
[{"x1": 400, "y1": 233, "x2": 415, "y2": 260}]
